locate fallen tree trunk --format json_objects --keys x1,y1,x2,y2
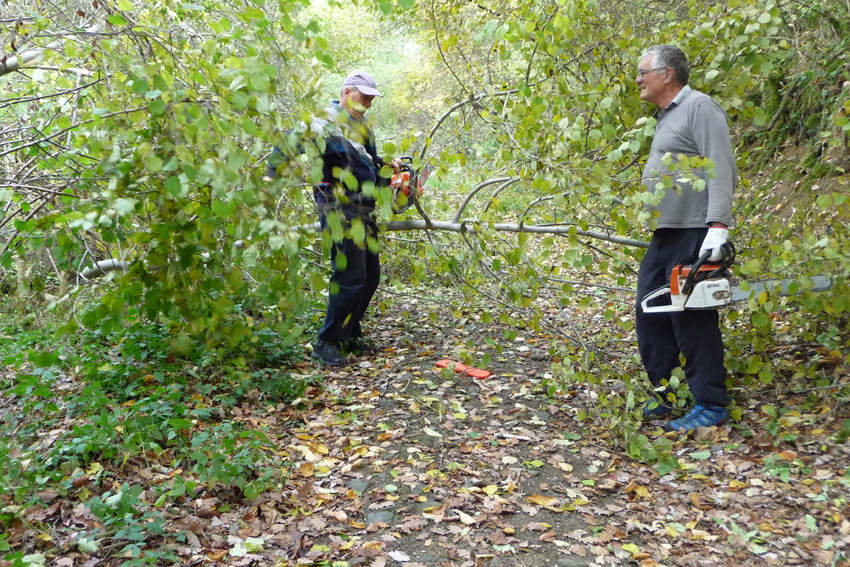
[
  {"x1": 382, "y1": 219, "x2": 649, "y2": 248},
  {"x1": 77, "y1": 220, "x2": 647, "y2": 279}
]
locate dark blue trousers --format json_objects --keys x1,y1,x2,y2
[
  {"x1": 636, "y1": 228, "x2": 730, "y2": 407},
  {"x1": 317, "y1": 217, "x2": 380, "y2": 344}
]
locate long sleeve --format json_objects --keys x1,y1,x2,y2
[{"x1": 689, "y1": 98, "x2": 736, "y2": 227}]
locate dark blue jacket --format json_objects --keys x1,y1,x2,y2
[{"x1": 267, "y1": 101, "x2": 389, "y2": 216}]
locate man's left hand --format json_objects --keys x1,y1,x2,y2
[{"x1": 699, "y1": 227, "x2": 729, "y2": 262}]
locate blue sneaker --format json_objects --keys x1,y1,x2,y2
[
  {"x1": 664, "y1": 404, "x2": 729, "y2": 433},
  {"x1": 642, "y1": 398, "x2": 674, "y2": 419}
]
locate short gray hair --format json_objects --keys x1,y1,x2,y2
[{"x1": 642, "y1": 44, "x2": 689, "y2": 85}]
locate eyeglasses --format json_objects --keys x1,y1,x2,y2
[{"x1": 637, "y1": 66, "x2": 667, "y2": 77}]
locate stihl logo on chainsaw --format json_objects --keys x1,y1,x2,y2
[
  {"x1": 641, "y1": 242, "x2": 832, "y2": 313},
  {"x1": 390, "y1": 156, "x2": 431, "y2": 214}
]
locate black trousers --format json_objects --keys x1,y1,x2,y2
[
  {"x1": 317, "y1": 217, "x2": 380, "y2": 344},
  {"x1": 636, "y1": 228, "x2": 730, "y2": 407}
]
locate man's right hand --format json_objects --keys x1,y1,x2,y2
[{"x1": 699, "y1": 227, "x2": 729, "y2": 262}]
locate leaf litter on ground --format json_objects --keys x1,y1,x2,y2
[{"x1": 2, "y1": 292, "x2": 849, "y2": 566}]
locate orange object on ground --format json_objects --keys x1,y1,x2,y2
[
  {"x1": 465, "y1": 368, "x2": 491, "y2": 379},
  {"x1": 435, "y1": 359, "x2": 469, "y2": 372},
  {"x1": 434, "y1": 359, "x2": 491, "y2": 379}
]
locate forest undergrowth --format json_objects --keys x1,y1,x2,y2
[{"x1": 1, "y1": 264, "x2": 848, "y2": 566}]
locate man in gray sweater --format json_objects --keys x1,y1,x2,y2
[{"x1": 636, "y1": 45, "x2": 736, "y2": 433}]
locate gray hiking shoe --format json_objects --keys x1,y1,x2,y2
[{"x1": 311, "y1": 340, "x2": 347, "y2": 366}]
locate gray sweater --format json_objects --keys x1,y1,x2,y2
[{"x1": 642, "y1": 86, "x2": 736, "y2": 228}]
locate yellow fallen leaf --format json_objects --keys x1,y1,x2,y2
[
  {"x1": 482, "y1": 485, "x2": 499, "y2": 496},
  {"x1": 292, "y1": 445, "x2": 320, "y2": 463},
  {"x1": 299, "y1": 462, "x2": 314, "y2": 477},
  {"x1": 622, "y1": 543, "x2": 639, "y2": 555},
  {"x1": 527, "y1": 494, "x2": 558, "y2": 507},
  {"x1": 456, "y1": 510, "x2": 476, "y2": 525},
  {"x1": 728, "y1": 479, "x2": 747, "y2": 491},
  {"x1": 557, "y1": 462, "x2": 574, "y2": 473},
  {"x1": 634, "y1": 485, "x2": 651, "y2": 499},
  {"x1": 665, "y1": 524, "x2": 679, "y2": 537}
]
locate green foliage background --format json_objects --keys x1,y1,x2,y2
[{"x1": 0, "y1": 0, "x2": 848, "y2": 548}]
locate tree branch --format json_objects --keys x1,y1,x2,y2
[
  {"x1": 0, "y1": 22, "x2": 103, "y2": 77},
  {"x1": 452, "y1": 177, "x2": 519, "y2": 223}
]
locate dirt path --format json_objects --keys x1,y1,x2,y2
[
  {"x1": 6, "y1": 297, "x2": 848, "y2": 566},
  {"x1": 206, "y1": 301, "x2": 850, "y2": 566}
]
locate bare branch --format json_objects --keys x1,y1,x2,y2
[
  {"x1": 452, "y1": 177, "x2": 518, "y2": 223},
  {"x1": 0, "y1": 22, "x2": 103, "y2": 77}
]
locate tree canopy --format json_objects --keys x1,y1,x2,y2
[{"x1": 1, "y1": 0, "x2": 849, "y2": 561}]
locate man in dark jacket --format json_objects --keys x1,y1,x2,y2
[
  {"x1": 268, "y1": 71, "x2": 400, "y2": 366},
  {"x1": 635, "y1": 45, "x2": 736, "y2": 432}
]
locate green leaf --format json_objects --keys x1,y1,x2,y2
[
  {"x1": 751, "y1": 311, "x2": 770, "y2": 329},
  {"x1": 165, "y1": 176, "x2": 185, "y2": 197},
  {"x1": 349, "y1": 218, "x2": 366, "y2": 247},
  {"x1": 690, "y1": 450, "x2": 711, "y2": 460},
  {"x1": 22, "y1": 555, "x2": 46, "y2": 567},
  {"x1": 107, "y1": 14, "x2": 128, "y2": 26},
  {"x1": 77, "y1": 537, "x2": 99, "y2": 553},
  {"x1": 805, "y1": 514, "x2": 818, "y2": 532},
  {"x1": 816, "y1": 194, "x2": 832, "y2": 209},
  {"x1": 150, "y1": 98, "x2": 166, "y2": 116}
]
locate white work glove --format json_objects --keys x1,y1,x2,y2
[{"x1": 699, "y1": 227, "x2": 729, "y2": 262}]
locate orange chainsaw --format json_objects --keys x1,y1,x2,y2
[
  {"x1": 390, "y1": 156, "x2": 431, "y2": 213},
  {"x1": 640, "y1": 243, "x2": 832, "y2": 313}
]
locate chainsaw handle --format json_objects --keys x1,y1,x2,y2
[
  {"x1": 395, "y1": 155, "x2": 414, "y2": 173},
  {"x1": 640, "y1": 285, "x2": 685, "y2": 313},
  {"x1": 681, "y1": 250, "x2": 712, "y2": 295},
  {"x1": 682, "y1": 242, "x2": 736, "y2": 295}
]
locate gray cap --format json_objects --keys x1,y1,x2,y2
[{"x1": 342, "y1": 71, "x2": 382, "y2": 97}]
